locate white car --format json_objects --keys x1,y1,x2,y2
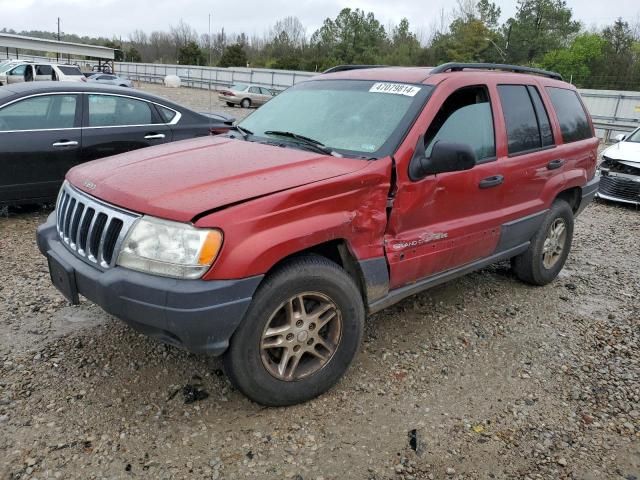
[
  {"x1": 0, "y1": 62, "x2": 85, "y2": 86},
  {"x1": 598, "y1": 129, "x2": 640, "y2": 205}
]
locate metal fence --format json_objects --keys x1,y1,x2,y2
[
  {"x1": 114, "y1": 62, "x2": 316, "y2": 91},
  {"x1": 579, "y1": 89, "x2": 640, "y2": 141}
]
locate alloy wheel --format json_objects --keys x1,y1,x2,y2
[
  {"x1": 260, "y1": 292, "x2": 342, "y2": 381},
  {"x1": 542, "y1": 218, "x2": 567, "y2": 269}
]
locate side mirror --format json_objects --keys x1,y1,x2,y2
[
  {"x1": 614, "y1": 133, "x2": 626, "y2": 143},
  {"x1": 409, "y1": 136, "x2": 477, "y2": 180}
]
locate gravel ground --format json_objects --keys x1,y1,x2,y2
[{"x1": 0, "y1": 85, "x2": 638, "y2": 480}]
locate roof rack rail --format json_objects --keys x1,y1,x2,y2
[
  {"x1": 430, "y1": 62, "x2": 563, "y2": 81},
  {"x1": 322, "y1": 64, "x2": 386, "y2": 74}
]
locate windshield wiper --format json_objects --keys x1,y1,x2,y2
[
  {"x1": 228, "y1": 125, "x2": 253, "y2": 140},
  {"x1": 264, "y1": 130, "x2": 341, "y2": 157}
]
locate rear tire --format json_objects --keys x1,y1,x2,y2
[
  {"x1": 240, "y1": 98, "x2": 251, "y2": 108},
  {"x1": 511, "y1": 199, "x2": 574, "y2": 286},
  {"x1": 226, "y1": 102, "x2": 235, "y2": 107},
  {"x1": 223, "y1": 255, "x2": 365, "y2": 406}
]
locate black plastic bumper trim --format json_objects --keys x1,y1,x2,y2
[{"x1": 37, "y1": 214, "x2": 263, "y2": 355}]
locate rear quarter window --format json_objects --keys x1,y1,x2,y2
[
  {"x1": 546, "y1": 87, "x2": 592, "y2": 143},
  {"x1": 57, "y1": 66, "x2": 83, "y2": 76}
]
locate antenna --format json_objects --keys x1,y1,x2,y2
[{"x1": 208, "y1": 12, "x2": 213, "y2": 126}]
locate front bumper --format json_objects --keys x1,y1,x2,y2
[
  {"x1": 37, "y1": 214, "x2": 263, "y2": 355},
  {"x1": 595, "y1": 172, "x2": 640, "y2": 206},
  {"x1": 576, "y1": 176, "x2": 600, "y2": 215}
]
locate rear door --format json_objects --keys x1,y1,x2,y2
[
  {"x1": 259, "y1": 87, "x2": 274, "y2": 104},
  {"x1": 0, "y1": 93, "x2": 81, "y2": 203},
  {"x1": 247, "y1": 86, "x2": 261, "y2": 105},
  {"x1": 489, "y1": 82, "x2": 563, "y2": 238},
  {"x1": 80, "y1": 93, "x2": 171, "y2": 161},
  {"x1": 35, "y1": 64, "x2": 53, "y2": 81}
]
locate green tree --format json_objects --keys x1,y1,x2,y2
[
  {"x1": 309, "y1": 8, "x2": 389, "y2": 70},
  {"x1": 540, "y1": 33, "x2": 606, "y2": 86},
  {"x1": 177, "y1": 41, "x2": 206, "y2": 65},
  {"x1": 598, "y1": 18, "x2": 638, "y2": 89},
  {"x1": 385, "y1": 18, "x2": 421, "y2": 65},
  {"x1": 477, "y1": 0, "x2": 502, "y2": 30},
  {"x1": 504, "y1": 0, "x2": 580, "y2": 64},
  {"x1": 218, "y1": 43, "x2": 248, "y2": 68},
  {"x1": 125, "y1": 46, "x2": 142, "y2": 63}
]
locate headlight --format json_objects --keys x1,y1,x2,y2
[{"x1": 116, "y1": 216, "x2": 223, "y2": 279}]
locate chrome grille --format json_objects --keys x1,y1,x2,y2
[
  {"x1": 599, "y1": 175, "x2": 640, "y2": 203},
  {"x1": 56, "y1": 182, "x2": 140, "y2": 269}
]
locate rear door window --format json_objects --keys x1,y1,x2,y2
[
  {"x1": 546, "y1": 87, "x2": 592, "y2": 143},
  {"x1": 424, "y1": 86, "x2": 496, "y2": 162},
  {"x1": 87, "y1": 94, "x2": 156, "y2": 126},
  {"x1": 0, "y1": 94, "x2": 78, "y2": 131},
  {"x1": 157, "y1": 105, "x2": 177, "y2": 123},
  {"x1": 498, "y1": 85, "x2": 556, "y2": 155},
  {"x1": 35, "y1": 65, "x2": 53, "y2": 76}
]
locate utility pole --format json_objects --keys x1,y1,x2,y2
[
  {"x1": 208, "y1": 13, "x2": 212, "y2": 67},
  {"x1": 56, "y1": 17, "x2": 61, "y2": 62}
]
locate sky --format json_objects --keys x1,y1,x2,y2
[{"x1": 0, "y1": 0, "x2": 638, "y2": 41}]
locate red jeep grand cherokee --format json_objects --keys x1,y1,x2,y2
[{"x1": 37, "y1": 63, "x2": 599, "y2": 406}]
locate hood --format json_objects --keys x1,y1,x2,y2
[
  {"x1": 67, "y1": 136, "x2": 369, "y2": 222},
  {"x1": 602, "y1": 141, "x2": 640, "y2": 165}
]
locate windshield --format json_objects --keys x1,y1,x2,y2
[
  {"x1": 626, "y1": 128, "x2": 640, "y2": 143},
  {"x1": 239, "y1": 79, "x2": 432, "y2": 157},
  {"x1": 0, "y1": 63, "x2": 17, "y2": 74}
]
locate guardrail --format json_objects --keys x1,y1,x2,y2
[{"x1": 592, "y1": 119, "x2": 638, "y2": 143}]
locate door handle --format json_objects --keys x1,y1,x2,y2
[
  {"x1": 144, "y1": 133, "x2": 166, "y2": 140},
  {"x1": 547, "y1": 159, "x2": 565, "y2": 170},
  {"x1": 52, "y1": 140, "x2": 79, "y2": 147},
  {"x1": 479, "y1": 175, "x2": 504, "y2": 189}
]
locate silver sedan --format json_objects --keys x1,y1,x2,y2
[{"x1": 86, "y1": 73, "x2": 133, "y2": 88}]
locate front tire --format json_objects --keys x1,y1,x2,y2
[
  {"x1": 240, "y1": 98, "x2": 251, "y2": 108},
  {"x1": 511, "y1": 199, "x2": 574, "y2": 286},
  {"x1": 223, "y1": 255, "x2": 365, "y2": 406}
]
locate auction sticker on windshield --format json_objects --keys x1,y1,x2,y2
[{"x1": 369, "y1": 83, "x2": 421, "y2": 97}]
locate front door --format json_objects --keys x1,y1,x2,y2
[
  {"x1": 386, "y1": 84, "x2": 506, "y2": 289},
  {"x1": 0, "y1": 93, "x2": 81, "y2": 203},
  {"x1": 81, "y1": 93, "x2": 171, "y2": 161},
  {"x1": 6, "y1": 64, "x2": 33, "y2": 84}
]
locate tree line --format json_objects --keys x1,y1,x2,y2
[{"x1": 2, "y1": 0, "x2": 640, "y2": 90}]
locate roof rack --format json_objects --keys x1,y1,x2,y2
[
  {"x1": 430, "y1": 62, "x2": 563, "y2": 81},
  {"x1": 322, "y1": 65, "x2": 387, "y2": 74}
]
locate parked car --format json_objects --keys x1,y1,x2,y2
[
  {"x1": 0, "y1": 62, "x2": 85, "y2": 85},
  {"x1": 0, "y1": 82, "x2": 234, "y2": 205},
  {"x1": 38, "y1": 63, "x2": 599, "y2": 406},
  {"x1": 218, "y1": 83, "x2": 275, "y2": 108},
  {"x1": 86, "y1": 73, "x2": 133, "y2": 88},
  {"x1": 597, "y1": 128, "x2": 640, "y2": 205}
]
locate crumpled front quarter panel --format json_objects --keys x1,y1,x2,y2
[{"x1": 196, "y1": 159, "x2": 392, "y2": 280}]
